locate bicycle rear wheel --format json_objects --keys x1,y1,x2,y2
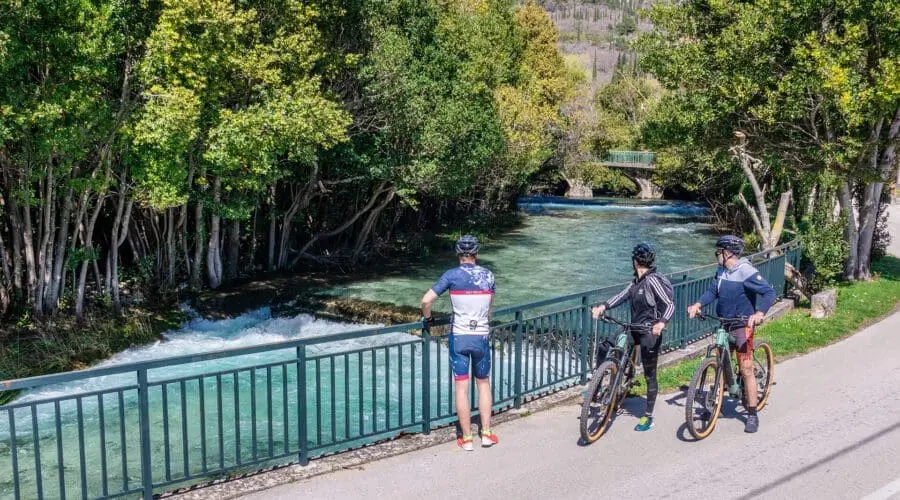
[
  {"x1": 685, "y1": 356, "x2": 724, "y2": 440},
  {"x1": 753, "y1": 341, "x2": 775, "y2": 411},
  {"x1": 580, "y1": 361, "x2": 618, "y2": 443}
]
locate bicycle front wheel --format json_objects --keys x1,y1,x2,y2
[
  {"x1": 685, "y1": 356, "x2": 724, "y2": 440},
  {"x1": 580, "y1": 361, "x2": 618, "y2": 443}
]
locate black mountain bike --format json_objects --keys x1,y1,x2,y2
[{"x1": 579, "y1": 315, "x2": 651, "y2": 443}]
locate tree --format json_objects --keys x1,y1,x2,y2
[
  {"x1": 133, "y1": 0, "x2": 350, "y2": 289},
  {"x1": 0, "y1": 0, "x2": 150, "y2": 317},
  {"x1": 637, "y1": 0, "x2": 900, "y2": 277}
]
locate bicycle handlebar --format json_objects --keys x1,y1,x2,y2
[
  {"x1": 597, "y1": 315, "x2": 652, "y2": 332},
  {"x1": 695, "y1": 313, "x2": 751, "y2": 322}
]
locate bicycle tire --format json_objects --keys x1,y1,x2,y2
[
  {"x1": 579, "y1": 360, "x2": 618, "y2": 443},
  {"x1": 753, "y1": 341, "x2": 775, "y2": 411},
  {"x1": 685, "y1": 356, "x2": 724, "y2": 440}
]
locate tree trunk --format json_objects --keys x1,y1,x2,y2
[
  {"x1": 267, "y1": 184, "x2": 277, "y2": 273},
  {"x1": 76, "y1": 191, "x2": 105, "y2": 321},
  {"x1": 226, "y1": 218, "x2": 240, "y2": 281},
  {"x1": 291, "y1": 182, "x2": 390, "y2": 267},
  {"x1": 0, "y1": 229, "x2": 11, "y2": 315},
  {"x1": 178, "y1": 167, "x2": 193, "y2": 283},
  {"x1": 249, "y1": 208, "x2": 258, "y2": 274},
  {"x1": 109, "y1": 176, "x2": 133, "y2": 314},
  {"x1": 856, "y1": 107, "x2": 900, "y2": 279},
  {"x1": 20, "y1": 170, "x2": 38, "y2": 315},
  {"x1": 2, "y1": 173, "x2": 25, "y2": 291},
  {"x1": 839, "y1": 182, "x2": 859, "y2": 279},
  {"x1": 46, "y1": 181, "x2": 75, "y2": 311},
  {"x1": 806, "y1": 184, "x2": 818, "y2": 219},
  {"x1": 206, "y1": 178, "x2": 223, "y2": 289},
  {"x1": 35, "y1": 164, "x2": 55, "y2": 316},
  {"x1": 352, "y1": 187, "x2": 396, "y2": 264},
  {"x1": 166, "y1": 208, "x2": 176, "y2": 287},
  {"x1": 278, "y1": 163, "x2": 320, "y2": 269},
  {"x1": 191, "y1": 200, "x2": 204, "y2": 291},
  {"x1": 731, "y1": 133, "x2": 791, "y2": 250}
]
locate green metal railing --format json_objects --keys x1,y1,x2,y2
[
  {"x1": 0, "y1": 241, "x2": 800, "y2": 499},
  {"x1": 602, "y1": 151, "x2": 657, "y2": 165}
]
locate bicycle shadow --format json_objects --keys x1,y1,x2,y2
[
  {"x1": 576, "y1": 396, "x2": 647, "y2": 447},
  {"x1": 676, "y1": 397, "x2": 748, "y2": 442}
]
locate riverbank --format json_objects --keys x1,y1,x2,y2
[
  {"x1": 0, "y1": 212, "x2": 523, "y2": 389},
  {"x1": 0, "y1": 303, "x2": 188, "y2": 403}
]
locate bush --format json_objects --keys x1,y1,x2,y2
[{"x1": 801, "y1": 207, "x2": 848, "y2": 293}]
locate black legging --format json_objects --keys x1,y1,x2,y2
[
  {"x1": 641, "y1": 345, "x2": 659, "y2": 414},
  {"x1": 634, "y1": 332, "x2": 662, "y2": 415}
]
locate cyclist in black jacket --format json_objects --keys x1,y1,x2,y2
[{"x1": 591, "y1": 243, "x2": 675, "y2": 432}]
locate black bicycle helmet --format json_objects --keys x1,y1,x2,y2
[
  {"x1": 455, "y1": 235, "x2": 480, "y2": 256},
  {"x1": 631, "y1": 242, "x2": 656, "y2": 268},
  {"x1": 715, "y1": 235, "x2": 745, "y2": 256}
]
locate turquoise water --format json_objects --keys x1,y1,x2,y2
[
  {"x1": 325, "y1": 197, "x2": 718, "y2": 310},
  {"x1": 0, "y1": 197, "x2": 720, "y2": 498}
]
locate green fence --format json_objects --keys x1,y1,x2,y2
[
  {"x1": 0, "y1": 241, "x2": 800, "y2": 499},
  {"x1": 603, "y1": 151, "x2": 657, "y2": 165}
]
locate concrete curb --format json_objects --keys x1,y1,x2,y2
[{"x1": 164, "y1": 300, "x2": 795, "y2": 500}]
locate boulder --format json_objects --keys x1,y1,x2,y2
[{"x1": 810, "y1": 289, "x2": 837, "y2": 319}]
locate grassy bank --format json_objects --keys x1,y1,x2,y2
[
  {"x1": 0, "y1": 306, "x2": 188, "y2": 399},
  {"x1": 652, "y1": 255, "x2": 900, "y2": 393}
]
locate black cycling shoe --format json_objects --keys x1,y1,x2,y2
[{"x1": 745, "y1": 415, "x2": 759, "y2": 433}]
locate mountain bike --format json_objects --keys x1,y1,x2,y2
[
  {"x1": 684, "y1": 314, "x2": 775, "y2": 440},
  {"x1": 579, "y1": 315, "x2": 651, "y2": 443}
]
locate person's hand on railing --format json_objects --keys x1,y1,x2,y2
[
  {"x1": 687, "y1": 303, "x2": 702, "y2": 318},
  {"x1": 591, "y1": 304, "x2": 606, "y2": 319},
  {"x1": 422, "y1": 316, "x2": 435, "y2": 329}
]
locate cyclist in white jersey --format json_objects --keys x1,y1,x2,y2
[{"x1": 421, "y1": 235, "x2": 498, "y2": 451}]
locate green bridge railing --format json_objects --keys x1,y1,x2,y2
[
  {"x1": 603, "y1": 151, "x2": 657, "y2": 165},
  {"x1": 0, "y1": 241, "x2": 801, "y2": 499}
]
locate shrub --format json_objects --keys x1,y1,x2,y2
[{"x1": 801, "y1": 207, "x2": 848, "y2": 293}]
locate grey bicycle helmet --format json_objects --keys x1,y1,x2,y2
[
  {"x1": 715, "y1": 235, "x2": 745, "y2": 255},
  {"x1": 455, "y1": 235, "x2": 480, "y2": 255}
]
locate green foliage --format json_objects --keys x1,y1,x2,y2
[
  {"x1": 613, "y1": 13, "x2": 636, "y2": 36},
  {"x1": 132, "y1": 0, "x2": 351, "y2": 214},
  {"x1": 635, "y1": 0, "x2": 900, "y2": 197},
  {"x1": 801, "y1": 207, "x2": 849, "y2": 293},
  {"x1": 595, "y1": 73, "x2": 662, "y2": 151}
]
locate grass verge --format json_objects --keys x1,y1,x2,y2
[
  {"x1": 0, "y1": 306, "x2": 188, "y2": 404},
  {"x1": 652, "y1": 255, "x2": 900, "y2": 394}
]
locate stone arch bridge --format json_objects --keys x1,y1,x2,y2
[{"x1": 601, "y1": 151, "x2": 661, "y2": 199}]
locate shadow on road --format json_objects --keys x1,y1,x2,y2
[
  {"x1": 575, "y1": 396, "x2": 646, "y2": 447},
  {"x1": 736, "y1": 420, "x2": 900, "y2": 499},
  {"x1": 675, "y1": 394, "x2": 750, "y2": 442}
]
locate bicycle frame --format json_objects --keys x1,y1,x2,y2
[
  {"x1": 706, "y1": 327, "x2": 743, "y2": 398},
  {"x1": 596, "y1": 316, "x2": 645, "y2": 398}
]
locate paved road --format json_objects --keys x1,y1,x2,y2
[{"x1": 244, "y1": 310, "x2": 900, "y2": 500}]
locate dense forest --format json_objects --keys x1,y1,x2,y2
[
  {"x1": 1, "y1": 0, "x2": 898, "y2": 331},
  {"x1": 0, "y1": 0, "x2": 577, "y2": 322}
]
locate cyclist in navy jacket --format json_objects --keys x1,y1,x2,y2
[{"x1": 688, "y1": 235, "x2": 776, "y2": 433}]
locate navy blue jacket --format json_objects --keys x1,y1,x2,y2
[{"x1": 698, "y1": 258, "x2": 776, "y2": 329}]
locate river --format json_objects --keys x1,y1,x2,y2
[{"x1": 0, "y1": 197, "x2": 719, "y2": 499}]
